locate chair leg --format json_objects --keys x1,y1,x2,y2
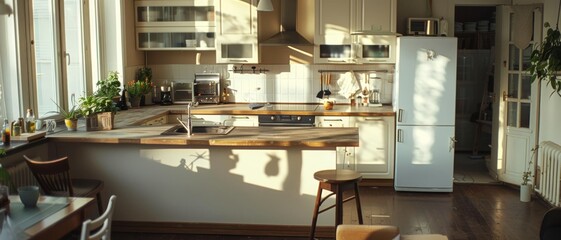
[
  {"x1": 96, "y1": 192, "x2": 104, "y2": 215},
  {"x1": 335, "y1": 186, "x2": 343, "y2": 226},
  {"x1": 310, "y1": 184, "x2": 323, "y2": 240},
  {"x1": 354, "y1": 182, "x2": 363, "y2": 224}
]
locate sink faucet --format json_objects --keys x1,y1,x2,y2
[
  {"x1": 177, "y1": 102, "x2": 193, "y2": 136},
  {"x1": 186, "y1": 102, "x2": 192, "y2": 136}
]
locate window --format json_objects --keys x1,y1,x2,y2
[{"x1": 30, "y1": 0, "x2": 91, "y2": 118}]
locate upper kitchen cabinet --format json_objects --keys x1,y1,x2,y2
[
  {"x1": 353, "y1": 0, "x2": 396, "y2": 33},
  {"x1": 215, "y1": 0, "x2": 259, "y2": 63},
  {"x1": 314, "y1": 0, "x2": 397, "y2": 64},
  {"x1": 314, "y1": 0, "x2": 354, "y2": 63},
  {"x1": 135, "y1": 0, "x2": 217, "y2": 50}
]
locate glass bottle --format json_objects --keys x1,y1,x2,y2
[
  {"x1": 117, "y1": 84, "x2": 128, "y2": 110},
  {"x1": 26, "y1": 109, "x2": 36, "y2": 133},
  {"x1": 1, "y1": 119, "x2": 10, "y2": 146}
]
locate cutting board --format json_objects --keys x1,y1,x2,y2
[{"x1": 11, "y1": 131, "x2": 46, "y2": 142}]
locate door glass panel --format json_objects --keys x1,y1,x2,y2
[
  {"x1": 320, "y1": 45, "x2": 351, "y2": 58},
  {"x1": 508, "y1": 44, "x2": 520, "y2": 70},
  {"x1": 508, "y1": 74, "x2": 519, "y2": 98},
  {"x1": 521, "y1": 75, "x2": 531, "y2": 100},
  {"x1": 520, "y1": 103, "x2": 530, "y2": 128},
  {"x1": 64, "y1": 0, "x2": 86, "y2": 106},
  {"x1": 522, "y1": 44, "x2": 533, "y2": 70},
  {"x1": 33, "y1": 0, "x2": 59, "y2": 116},
  {"x1": 507, "y1": 102, "x2": 518, "y2": 127},
  {"x1": 221, "y1": 44, "x2": 253, "y2": 58}
]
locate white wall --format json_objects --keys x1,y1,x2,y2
[{"x1": 539, "y1": 0, "x2": 561, "y2": 145}]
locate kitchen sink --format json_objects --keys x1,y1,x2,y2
[{"x1": 161, "y1": 125, "x2": 235, "y2": 135}]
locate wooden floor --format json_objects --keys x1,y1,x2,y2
[{"x1": 112, "y1": 184, "x2": 550, "y2": 240}]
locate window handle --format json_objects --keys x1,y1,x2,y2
[{"x1": 65, "y1": 52, "x2": 71, "y2": 66}]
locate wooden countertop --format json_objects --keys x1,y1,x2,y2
[
  {"x1": 47, "y1": 126, "x2": 359, "y2": 148},
  {"x1": 45, "y1": 103, "x2": 392, "y2": 148}
]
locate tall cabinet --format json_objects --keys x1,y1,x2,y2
[{"x1": 215, "y1": 0, "x2": 259, "y2": 63}]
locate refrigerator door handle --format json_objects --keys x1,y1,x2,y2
[
  {"x1": 398, "y1": 109, "x2": 403, "y2": 122},
  {"x1": 449, "y1": 137, "x2": 457, "y2": 152},
  {"x1": 397, "y1": 129, "x2": 403, "y2": 143}
]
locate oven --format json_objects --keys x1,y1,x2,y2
[
  {"x1": 258, "y1": 115, "x2": 315, "y2": 127},
  {"x1": 194, "y1": 73, "x2": 220, "y2": 104}
]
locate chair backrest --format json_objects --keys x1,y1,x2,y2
[
  {"x1": 80, "y1": 195, "x2": 117, "y2": 240},
  {"x1": 23, "y1": 155, "x2": 74, "y2": 196},
  {"x1": 541, "y1": 207, "x2": 561, "y2": 240}
]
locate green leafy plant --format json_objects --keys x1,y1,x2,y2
[
  {"x1": 78, "y1": 95, "x2": 115, "y2": 117},
  {"x1": 48, "y1": 95, "x2": 80, "y2": 120},
  {"x1": 529, "y1": 21, "x2": 561, "y2": 96},
  {"x1": 95, "y1": 71, "x2": 121, "y2": 99}
]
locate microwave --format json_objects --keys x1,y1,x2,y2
[
  {"x1": 353, "y1": 35, "x2": 396, "y2": 64},
  {"x1": 408, "y1": 18, "x2": 440, "y2": 36}
]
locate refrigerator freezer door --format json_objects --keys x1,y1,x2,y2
[
  {"x1": 395, "y1": 37, "x2": 457, "y2": 126},
  {"x1": 394, "y1": 125, "x2": 455, "y2": 192}
]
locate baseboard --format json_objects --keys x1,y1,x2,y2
[
  {"x1": 113, "y1": 221, "x2": 336, "y2": 238},
  {"x1": 360, "y1": 179, "x2": 394, "y2": 187}
]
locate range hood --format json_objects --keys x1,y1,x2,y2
[{"x1": 259, "y1": 0, "x2": 312, "y2": 46}]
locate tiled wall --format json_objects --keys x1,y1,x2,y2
[{"x1": 126, "y1": 64, "x2": 395, "y2": 104}]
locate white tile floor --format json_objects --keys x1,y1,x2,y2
[{"x1": 453, "y1": 152, "x2": 499, "y2": 184}]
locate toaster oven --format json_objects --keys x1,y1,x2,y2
[
  {"x1": 171, "y1": 81, "x2": 193, "y2": 104},
  {"x1": 194, "y1": 73, "x2": 220, "y2": 104}
]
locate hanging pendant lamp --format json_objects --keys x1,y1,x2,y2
[
  {"x1": 0, "y1": 3, "x2": 12, "y2": 16},
  {"x1": 257, "y1": 0, "x2": 273, "y2": 12}
]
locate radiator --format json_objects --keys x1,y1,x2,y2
[
  {"x1": 4, "y1": 161, "x2": 37, "y2": 193},
  {"x1": 538, "y1": 141, "x2": 561, "y2": 206}
]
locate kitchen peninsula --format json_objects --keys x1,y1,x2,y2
[{"x1": 41, "y1": 104, "x2": 394, "y2": 236}]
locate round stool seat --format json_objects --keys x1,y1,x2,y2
[{"x1": 314, "y1": 169, "x2": 362, "y2": 183}]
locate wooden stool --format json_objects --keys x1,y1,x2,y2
[{"x1": 310, "y1": 169, "x2": 363, "y2": 239}]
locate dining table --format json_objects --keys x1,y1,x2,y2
[{"x1": 2, "y1": 195, "x2": 95, "y2": 240}]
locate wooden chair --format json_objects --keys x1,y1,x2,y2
[
  {"x1": 80, "y1": 195, "x2": 117, "y2": 240},
  {"x1": 23, "y1": 155, "x2": 105, "y2": 215},
  {"x1": 541, "y1": 207, "x2": 561, "y2": 240}
]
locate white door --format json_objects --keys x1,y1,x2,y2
[
  {"x1": 395, "y1": 125, "x2": 455, "y2": 192},
  {"x1": 493, "y1": 5, "x2": 541, "y2": 185}
]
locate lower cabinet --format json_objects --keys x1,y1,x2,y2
[
  {"x1": 316, "y1": 116, "x2": 395, "y2": 179},
  {"x1": 350, "y1": 116, "x2": 395, "y2": 179},
  {"x1": 316, "y1": 116, "x2": 354, "y2": 170}
]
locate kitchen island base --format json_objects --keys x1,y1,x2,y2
[{"x1": 51, "y1": 142, "x2": 339, "y2": 234}]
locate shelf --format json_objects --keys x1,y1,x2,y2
[{"x1": 456, "y1": 31, "x2": 495, "y2": 49}]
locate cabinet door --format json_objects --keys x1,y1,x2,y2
[
  {"x1": 315, "y1": 0, "x2": 353, "y2": 40},
  {"x1": 355, "y1": 0, "x2": 396, "y2": 32},
  {"x1": 353, "y1": 116, "x2": 395, "y2": 179},
  {"x1": 137, "y1": 27, "x2": 215, "y2": 50},
  {"x1": 216, "y1": 0, "x2": 258, "y2": 63},
  {"x1": 135, "y1": 0, "x2": 216, "y2": 27},
  {"x1": 315, "y1": 117, "x2": 353, "y2": 170}
]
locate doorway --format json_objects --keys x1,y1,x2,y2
[{"x1": 453, "y1": 6, "x2": 498, "y2": 184}]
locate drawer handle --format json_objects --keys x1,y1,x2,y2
[
  {"x1": 397, "y1": 129, "x2": 403, "y2": 143},
  {"x1": 398, "y1": 109, "x2": 403, "y2": 122}
]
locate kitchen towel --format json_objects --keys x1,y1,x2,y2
[{"x1": 337, "y1": 71, "x2": 361, "y2": 99}]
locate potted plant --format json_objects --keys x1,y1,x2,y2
[
  {"x1": 134, "y1": 67, "x2": 153, "y2": 105},
  {"x1": 520, "y1": 146, "x2": 538, "y2": 202},
  {"x1": 529, "y1": 22, "x2": 561, "y2": 96},
  {"x1": 126, "y1": 79, "x2": 153, "y2": 108},
  {"x1": 50, "y1": 97, "x2": 80, "y2": 131},
  {"x1": 95, "y1": 71, "x2": 121, "y2": 103},
  {"x1": 78, "y1": 95, "x2": 116, "y2": 131}
]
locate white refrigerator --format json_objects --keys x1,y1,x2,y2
[{"x1": 393, "y1": 37, "x2": 457, "y2": 192}]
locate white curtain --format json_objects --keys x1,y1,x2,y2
[
  {"x1": 512, "y1": 5, "x2": 537, "y2": 50},
  {"x1": 0, "y1": 55, "x2": 8, "y2": 121}
]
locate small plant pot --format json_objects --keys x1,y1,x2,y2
[
  {"x1": 520, "y1": 184, "x2": 532, "y2": 202},
  {"x1": 65, "y1": 119, "x2": 78, "y2": 131}
]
